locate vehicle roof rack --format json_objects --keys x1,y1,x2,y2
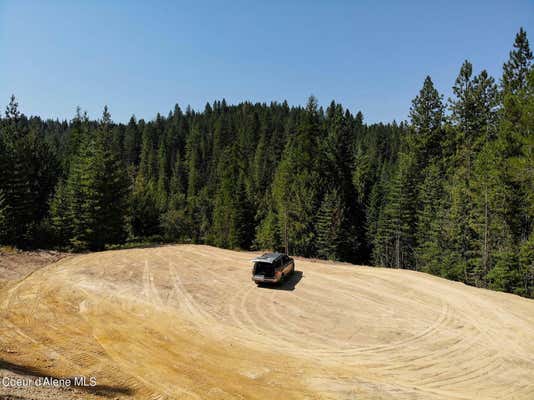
[{"x1": 251, "y1": 252, "x2": 284, "y2": 264}]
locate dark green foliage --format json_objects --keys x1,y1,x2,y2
[
  {"x1": 408, "y1": 76, "x2": 444, "y2": 160},
  {"x1": 0, "y1": 95, "x2": 59, "y2": 247},
  {"x1": 272, "y1": 96, "x2": 322, "y2": 256},
  {"x1": 255, "y1": 209, "x2": 281, "y2": 251},
  {"x1": 373, "y1": 152, "x2": 417, "y2": 268},
  {"x1": 414, "y1": 163, "x2": 445, "y2": 275},
  {"x1": 502, "y1": 27, "x2": 533, "y2": 95},
  {"x1": 48, "y1": 108, "x2": 130, "y2": 251},
  {"x1": 0, "y1": 189, "x2": 9, "y2": 243},
  {"x1": 92, "y1": 110, "x2": 130, "y2": 248},
  {"x1": 56, "y1": 134, "x2": 98, "y2": 250},
  {"x1": 518, "y1": 233, "x2": 534, "y2": 297},
  {"x1": 1, "y1": 28, "x2": 532, "y2": 299},
  {"x1": 156, "y1": 141, "x2": 168, "y2": 210},
  {"x1": 131, "y1": 177, "x2": 161, "y2": 238},
  {"x1": 211, "y1": 146, "x2": 252, "y2": 249},
  {"x1": 49, "y1": 179, "x2": 71, "y2": 246},
  {"x1": 316, "y1": 189, "x2": 346, "y2": 260},
  {"x1": 123, "y1": 116, "x2": 140, "y2": 166}
]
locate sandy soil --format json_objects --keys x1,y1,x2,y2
[
  {"x1": 0, "y1": 248, "x2": 68, "y2": 284},
  {"x1": 0, "y1": 244, "x2": 533, "y2": 399}
]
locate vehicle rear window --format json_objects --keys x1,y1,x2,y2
[{"x1": 254, "y1": 262, "x2": 274, "y2": 274}]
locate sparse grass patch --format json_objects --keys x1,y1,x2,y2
[{"x1": 0, "y1": 246, "x2": 18, "y2": 255}]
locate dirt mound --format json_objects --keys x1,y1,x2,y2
[
  {"x1": 1, "y1": 245, "x2": 533, "y2": 399},
  {"x1": 0, "y1": 248, "x2": 68, "y2": 281}
]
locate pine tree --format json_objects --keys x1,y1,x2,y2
[
  {"x1": 408, "y1": 77, "x2": 446, "y2": 273},
  {"x1": 161, "y1": 152, "x2": 189, "y2": 241},
  {"x1": 160, "y1": 204, "x2": 188, "y2": 241},
  {"x1": 64, "y1": 135, "x2": 99, "y2": 250},
  {"x1": 211, "y1": 146, "x2": 252, "y2": 249},
  {"x1": 323, "y1": 101, "x2": 361, "y2": 260},
  {"x1": 502, "y1": 28, "x2": 533, "y2": 95},
  {"x1": 373, "y1": 77, "x2": 445, "y2": 269},
  {"x1": 252, "y1": 132, "x2": 269, "y2": 195},
  {"x1": 25, "y1": 128, "x2": 60, "y2": 228},
  {"x1": 92, "y1": 108, "x2": 130, "y2": 248},
  {"x1": 373, "y1": 152, "x2": 417, "y2": 268},
  {"x1": 441, "y1": 174, "x2": 475, "y2": 282},
  {"x1": 507, "y1": 69, "x2": 534, "y2": 295},
  {"x1": 272, "y1": 96, "x2": 322, "y2": 256},
  {"x1": 255, "y1": 208, "x2": 281, "y2": 251},
  {"x1": 366, "y1": 174, "x2": 386, "y2": 249},
  {"x1": 4, "y1": 95, "x2": 21, "y2": 141},
  {"x1": 56, "y1": 107, "x2": 130, "y2": 250},
  {"x1": 445, "y1": 63, "x2": 500, "y2": 285},
  {"x1": 470, "y1": 142, "x2": 513, "y2": 287},
  {"x1": 139, "y1": 124, "x2": 157, "y2": 181},
  {"x1": 408, "y1": 76, "x2": 444, "y2": 161},
  {"x1": 518, "y1": 232, "x2": 534, "y2": 297},
  {"x1": 186, "y1": 125, "x2": 202, "y2": 199},
  {"x1": 131, "y1": 176, "x2": 161, "y2": 238},
  {"x1": 2, "y1": 96, "x2": 35, "y2": 246},
  {"x1": 123, "y1": 115, "x2": 139, "y2": 166},
  {"x1": 414, "y1": 163, "x2": 445, "y2": 274},
  {"x1": 502, "y1": 43, "x2": 533, "y2": 242},
  {"x1": 49, "y1": 179, "x2": 71, "y2": 247},
  {"x1": 65, "y1": 107, "x2": 86, "y2": 170},
  {"x1": 472, "y1": 70, "x2": 498, "y2": 146},
  {"x1": 156, "y1": 141, "x2": 168, "y2": 210},
  {"x1": 0, "y1": 120, "x2": 11, "y2": 243},
  {"x1": 50, "y1": 110, "x2": 90, "y2": 248},
  {"x1": 169, "y1": 151, "x2": 185, "y2": 196},
  {"x1": 316, "y1": 189, "x2": 346, "y2": 260},
  {"x1": 449, "y1": 61, "x2": 478, "y2": 178},
  {"x1": 0, "y1": 189, "x2": 9, "y2": 244}
]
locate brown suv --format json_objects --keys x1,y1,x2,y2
[{"x1": 251, "y1": 252, "x2": 295, "y2": 284}]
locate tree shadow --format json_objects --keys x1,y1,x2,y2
[
  {"x1": 256, "y1": 270, "x2": 303, "y2": 291},
  {"x1": 0, "y1": 359, "x2": 133, "y2": 397}
]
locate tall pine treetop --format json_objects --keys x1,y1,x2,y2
[
  {"x1": 409, "y1": 76, "x2": 444, "y2": 135},
  {"x1": 450, "y1": 60, "x2": 476, "y2": 136},
  {"x1": 502, "y1": 28, "x2": 533, "y2": 94},
  {"x1": 101, "y1": 105, "x2": 112, "y2": 126},
  {"x1": 5, "y1": 95, "x2": 20, "y2": 121}
]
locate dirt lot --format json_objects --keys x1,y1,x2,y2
[
  {"x1": 0, "y1": 248, "x2": 68, "y2": 286},
  {"x1": 0, "y1": 245, "x2": 533, "y2": 399}
]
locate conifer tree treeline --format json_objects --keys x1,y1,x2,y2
[{"x1": 0, "y1": 29, "x2": 532, "y2": 297}]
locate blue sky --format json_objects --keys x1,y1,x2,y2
[{"x1": 1, "y1": 0, "x2": 533, "y2": 123}]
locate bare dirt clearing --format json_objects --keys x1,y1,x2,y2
[
  {"x1": 1, "y1": 245, "x2": 533, "y2": 399},
  {"x1": 0, "y1": 248, "x2": 67, "y2": 286}
]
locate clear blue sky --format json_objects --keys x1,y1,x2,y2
[{"x1": 1, "y1": 0, "x2": 533, "y2": 123}]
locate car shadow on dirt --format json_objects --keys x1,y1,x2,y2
[
  {"x1": 256, "y1": 270, "x2": 303, "y2": 291},
  {"x1": 0, "y1": 359, "x2": 133, "y2": 398}
]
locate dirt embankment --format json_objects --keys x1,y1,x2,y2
[
  {"x1": 0, "y1": 248, "x2": 68, "y2": 285},
  {"x1": 0, "y1": 249, "x2": 106, "y2": 400},
  {"x1": 1, "y1": 245, "x2": 534, "y2": 399}
]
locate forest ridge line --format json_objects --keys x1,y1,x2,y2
[{"x1": 0, "y1": 28, "x2": 532, "y2": 298}]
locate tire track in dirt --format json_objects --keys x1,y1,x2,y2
[
  {"x1": 159, "y1": 246, "x2": 534, "y2": 400},
  {"x1": 156, "y1": 246, "x2": 534, "y2": 399},
  {"x1": 1, "y1": 244, "x2": 533, "y2": 400}
]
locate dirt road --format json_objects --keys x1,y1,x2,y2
[{"x1": 1, "y1": 245, "x2": 533, "y2": 399}]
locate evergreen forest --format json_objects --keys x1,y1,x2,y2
[{"x1": 1, "y1": 29, "x2": 533, "y2": 297}]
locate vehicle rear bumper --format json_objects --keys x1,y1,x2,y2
[{"x1": 252, "y1": 276, "x2": 280, "y2": 283}]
